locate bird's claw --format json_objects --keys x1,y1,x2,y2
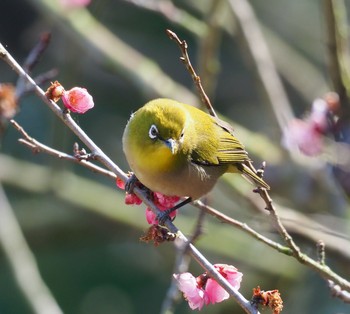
[
  {"x1": 125, "y1": 173, "x2": 138, "y2": 194},
  {"x1": 156, "y1": 208, "x2": 174, "y2": 225}
]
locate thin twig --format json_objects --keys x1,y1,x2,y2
[
  {"x1": 328, "y1": 280, "x2": 350, "y2": 303},
  {"x1": 10, "y1": 119, "x2": 116, "y2": 180},
  {"x1": 160, "y1": 239, "x2": 191, "y2": 314},
  {"x1": 194, "y1": 200, "x2": 293, "y2": 256},
  {"x1": 166, "y1": 29, "x2": 218, "y2": 118},
  {"x1": 16, "y1": 33, "x2": 53, "y2": 100},
  {"x1": 257, "y1": 188, "x2": 350, "y2": 292},
  {"x1": 23, "y1": 32, "x2": 51, "y2": 72},
  {"x1": 324, "y1": 0, "x2": 350, "y2": 118}
]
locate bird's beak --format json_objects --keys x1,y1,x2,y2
[{"x1": 164, "y1": 138, "x2": 178, "y2": 154}]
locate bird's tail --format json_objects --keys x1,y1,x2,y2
[{"x1": 239, "y1": 163, "x2": 270, "y2": 190}]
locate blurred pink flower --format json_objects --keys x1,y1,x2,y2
[
  {"x1": 62, "y1": 87, "x2": 94, "y2": 114},
  {"x1": 283, "y1": 98, "x2": 331, "y2": 156},
  {"x1": 284, "y1": 119, "x2": 324, "y2": 156},
  {"x1": 59, "y1": 0, "x2": 91, "y2": 8},
  {"x1": 309, "y1": 98, "x2": 328, "y2": 133},
  {"x1": 174, "y1": 264, "x2": 242, "y2": 310}
]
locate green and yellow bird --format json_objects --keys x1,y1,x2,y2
[{"x1": 122, "y1": 98, "x2": 269, "y2": 204}]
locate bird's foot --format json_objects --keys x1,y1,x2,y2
[
  {"x1": 156, "y1": 197, "x2": 192, "y2": 225},
  {"x1": 156, "y1": 208, "x2": 175, "y2": 225},
  {"x1": 125, "y1": 173, "x2": 152, "y2": 199},
  {"x1": 125, "y1": 173, "x2": 138, "y2": 194}
]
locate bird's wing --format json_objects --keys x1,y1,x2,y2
[
  {"x1": 190, "y1": 118, "x2": 248, "y2": 166},
  {"x1": 215, "y1": 130, "x2": 249, "y2": 164}
]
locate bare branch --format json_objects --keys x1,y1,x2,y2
[
  {"x1": 0, "y1": 184, "x2": 63, "y2": 314},
  {"x1": 328, "y1": 280, "x2": 350, "y2": 303},
  {"x1": 324, "y1": 0, "x2": 350, "y2": 113},
  {"x1": 10, "y1": 119, "x2": 116, "y2": 180},
  {"x1": 166, "y1": 29, "x2": 218, "y2": 118},
  {"x1": 257, "y1": 188, "x2": 350, "y2": 292}
]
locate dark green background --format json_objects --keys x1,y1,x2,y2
[{"x1": 1, "y1": 0, "x2": 349, "y2": 313}]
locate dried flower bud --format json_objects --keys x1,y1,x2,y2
[
  {"x1": 252, "y1": 286, "x2": 283, "y2": 314},
  {"x1": 0, "y1": 83, "x2": 17, "y2": 120},
  {"x1": 45, "y1": 81, "x2": 65, "y2": 102},
  {"x1": 324, "y1": 92, "x2": 340, "y2": 114}
]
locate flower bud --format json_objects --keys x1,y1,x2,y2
[{"x1": 62, "y1": 87, "x2": 94, "y2": 114}]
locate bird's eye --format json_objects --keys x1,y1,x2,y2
[
  {"x1": 179, "y1": 129, "x2": 185, "y2": 141},
  {"x1": 149, "y1": 124, "x2": 159, "y2": 139}
]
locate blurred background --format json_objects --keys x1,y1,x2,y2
[{"x1": 1, "y1": 0, "x2": 350, "y2": 313}]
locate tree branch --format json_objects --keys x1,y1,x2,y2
[{"x1": 0, "y1": 42, "x2": 259, "y2": 314}]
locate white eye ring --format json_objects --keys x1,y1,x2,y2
[{"x1": 149, "y1": 124, "x2": 159, "y2": 139}]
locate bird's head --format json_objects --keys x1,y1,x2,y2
[
  {"x1": 123, "y1": 99, "x2": 192, "y2": 172},
  {"x1": 131, "y1": 99, "x2": 189, "y2": 153}
]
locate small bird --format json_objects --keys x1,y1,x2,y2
[{"x1": 122, "y1": 98, "x2": 269, "y2": 210}]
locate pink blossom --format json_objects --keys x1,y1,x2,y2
[
  {"x1": 283, "y1": 119, "x2": 324, "y2": 156},
  {"x1": 116, "y1": 177, "x2": 125, "y2": 190},
  {"x1": 309, "y1": 98, "x2": 328, "y2": 133},
  {"x1": 205, "y1": 264, "x2": 242, "y2": 304},
  {"x1": 116, "y1": 177, "x2": 179, "y2": 223},
  {"x1": 145, "y1": 192, "x2": 179, "y2": 224},
  {"x1": 283, "y1": 97, "x2": 331, "y2": 157},
  {"x1": 153, "y1": 192, "x2": 180, "y2": 209},
  {"x1": 62, "y1": 87, "x2": 94, "y2": 114},
  {"x1": 125, "y1": 193, "x2": 143, "y2": 205},
  {"x1": 116, "y1": 177, "x2": 142, "y2": 205},
  {"x1": 173, "y1": 273, "x2": 207, "y2": 310},
  {"x1": 145, "y1": 205, "x2": 177, "y2": 224},
  {"x1": 174, "y1": 264, "x2": 242, "y2": 310},
  {"x1": 59, "y1": 0, "x2": 91, "y2": 8}
]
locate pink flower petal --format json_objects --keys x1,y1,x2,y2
[
  {"x1": 62, "y1": 87, "x2": 94, "y2": 114},
  {"x1": 310, "y1": 98, "x2": 328, "y2": 133},
  {"x1": 145, "y1": 208, "x2": 157, "y2": 224},
  {"x1": 215, "y1": 264, "x2": 243, "y2": 290},
  {"x1": 205, "y1": 264, "x2": 243, "y2": 305},
  {"x1": 116, "y1": 177, "x2": 125, "y2": 190},
  {"x1": 153, "y1": 192, "x2": 180, "y2": 209},
  {"x1": 283, "y1": 119, "x2": 323, "y2": 156},
  {"x1": 173, "y1": 273, "x2": 206, "y2": 310},
  {"x1": 125, "y1": 193, "x2": 142, "y2": 205},
  {"x1": 205, "y1": 279, "x2": 229, "y2": 304},
  {"x1": 144, "y1": 192, "x2": 178, "y2": 224}
]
